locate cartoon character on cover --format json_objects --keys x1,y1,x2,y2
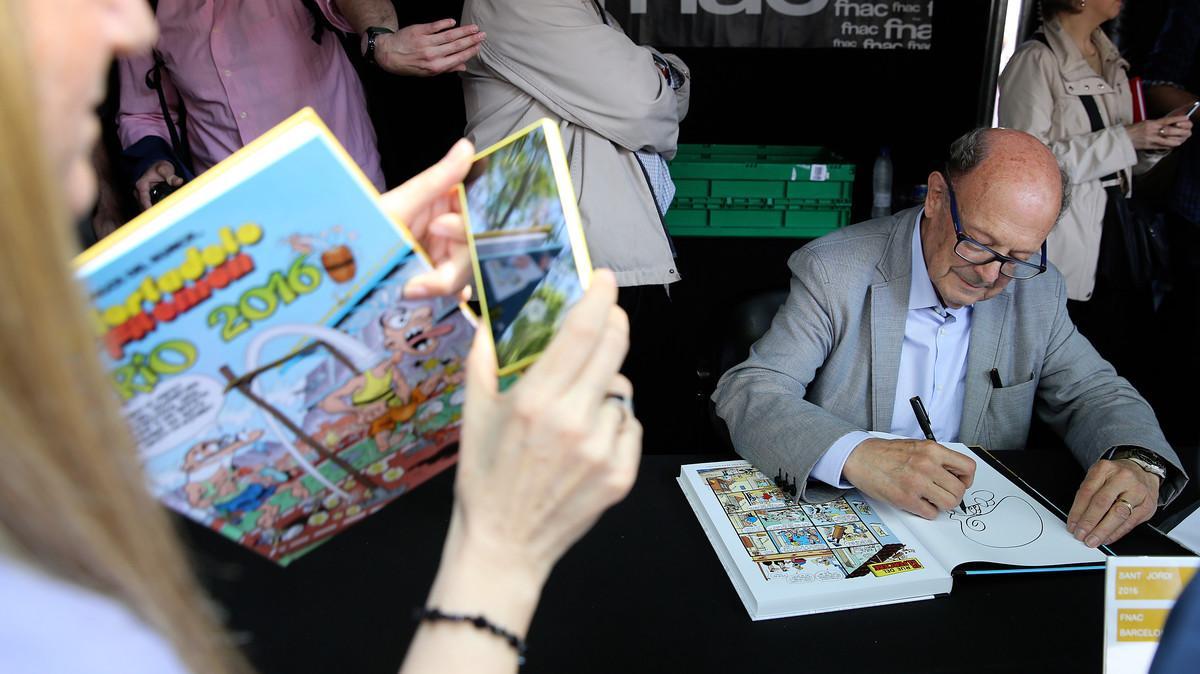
[
  {"x1": 182, "y1": 430, "x2": 310, "y2": 529},
  {"x1": 794, "y1": 530, "x2": 820, "y2": 546},
  {"x1": 320, "y1": 302, "x2": 463, "y2": 454},
  {"x1": 708, "y1": 477, "x2": 733, "y2": 493},
  {"x1": 781, "y1": 530, "x2": 804, "y2": 546},
  {"x1": 850, "y1": 500, "x2": 873, "y2": 516}
]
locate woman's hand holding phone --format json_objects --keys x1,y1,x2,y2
[
  {"x1": 1171, "y1": 100, "x2": 1200, "y2": 121},
  {"x1": 1127, "y1": 106, "x2": 1194, "y2": 151}
]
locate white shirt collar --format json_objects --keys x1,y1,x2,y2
[{"x1": 909, "y1": 209, "x2": 969, "y2": 317}]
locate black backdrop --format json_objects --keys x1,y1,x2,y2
[{"x1": 374, "y1": 0, "x2": 996, "y2": 206}]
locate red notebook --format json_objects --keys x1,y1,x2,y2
[{"x1": 1130, "y1": 76, "x2": 1147, "y2": 123}]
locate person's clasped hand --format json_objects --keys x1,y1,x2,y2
[
  {"x1": 843, "y1": 438, "x2": 977, "y2": 519},
  {"x1": 372, "y1": 19, "x2": 486, "y2": 77}
]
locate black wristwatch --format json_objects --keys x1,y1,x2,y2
[
  {"x1": 1110, "y1": 446, "x2": 1170, "y2": 481},
  {"x1": 364, "y1": 26, "x2": 394, "y2": 66}
]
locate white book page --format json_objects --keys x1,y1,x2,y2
[
  {"x1": 868, "y1": 433, "x2": 1106, "y2": 570},
  {"x1": 1165, "y1": 507, "x2": 1200, "y2": 554}
]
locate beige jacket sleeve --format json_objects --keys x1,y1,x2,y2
[
  {"x1": 466, "y1": 0, "x2": 690, "y2": 156},
  {"x1": 999, "y1": 43, "x2": 1138, "y2": 185}
]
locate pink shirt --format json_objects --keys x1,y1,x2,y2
[{"x1": 118, "y1": 0, "x2": 384, "y2": 189}]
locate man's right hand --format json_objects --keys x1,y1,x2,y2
[
  {"x1": 842, "y1": 438, "x2": 976, "y2": 519},
  {"x1": 134, "y1": 160, "x2": 183, "y2": 211},
  {"x1": 373, "y1": 19, "x2": 485, "y2": 77}
]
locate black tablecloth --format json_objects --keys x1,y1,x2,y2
[{"x1": 183, "y1": 449, "x2": 1189, "y2": 674}]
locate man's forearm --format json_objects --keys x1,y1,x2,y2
[{"x1": 333, "y1": 0, "x2": 398, "y2": 32}]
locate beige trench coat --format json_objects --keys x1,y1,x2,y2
[
  {"x1": 999, "y1": 18, "x2": 1162, "y2": 301},
  {"x1": 460, "y1": 0, "x2": 690, "y2": 287}
]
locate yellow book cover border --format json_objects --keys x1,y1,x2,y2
[
  {"x1": 459, "y1": 118, "x2": 593, "y2": 377},
  {"x1": 74, "y1": 108, "x2": 433, "y2": 272},
  {"x1": 74, "y1": 106, "x2": 475, "y2": 325}
]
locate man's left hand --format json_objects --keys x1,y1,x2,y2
[{"x1": 1067, "y1": 459, "x2": 1161, "y2": 548}]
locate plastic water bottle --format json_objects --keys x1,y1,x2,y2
[{"x1": 872, "y1": 147, "x2": 893, "y2": 218}]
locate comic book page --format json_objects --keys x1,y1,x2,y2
[
  {"x1": 680, "y1": 461, "x2": 952, "y2": 620},
  {"x1": 76, "y1": 110, "x2": 474, "y2": 564}
]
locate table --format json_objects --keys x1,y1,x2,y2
[{"x1": 182, "y1": 448, "x2": 1189, "y2": 674}]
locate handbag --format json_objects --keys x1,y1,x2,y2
[{"x1": 1079, "y1": 95, "x2": 1172, "y2": 307}]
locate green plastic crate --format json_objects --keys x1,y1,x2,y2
[
  {"x1": 666, "y1": 144, "x2": 855, "y2": 238},
  {"x1": 667, "y1": 198, "x2": 851, "y2": 238},
  {"x1": 672, "y1": 144, "x2": 827, "y2": 163}
]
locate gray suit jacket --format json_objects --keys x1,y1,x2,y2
[{"x1": 713, "y1": 207, "x2": 1186, "y2": 504}]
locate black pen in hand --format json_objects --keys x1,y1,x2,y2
[{"x1": 909, "y1": 396, "x2": 967, "y2": 514}]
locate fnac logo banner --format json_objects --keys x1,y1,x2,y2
[{"x1": 601, "y1": 0, "x2": 934, "y2": 50}]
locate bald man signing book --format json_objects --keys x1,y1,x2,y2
[{"x1": 715, "y1": 128, "x2": 1188, "y2": 549}]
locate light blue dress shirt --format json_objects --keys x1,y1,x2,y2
[{"x1": 809, "y1": 210, "x2": 974, "y2": 488}]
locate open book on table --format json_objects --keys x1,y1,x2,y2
[{"x1": 678, "y1": 436, "x2": 1107, "y2": 619}]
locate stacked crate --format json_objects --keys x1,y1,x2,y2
[{"x1": 667, "y1": 145, "x2": 855, "y2": 238}]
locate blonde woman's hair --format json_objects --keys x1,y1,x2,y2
[{"x1": 0, "y1": 4, "x2": 247, "y2": 673}]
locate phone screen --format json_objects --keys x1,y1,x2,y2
[{"x1": 461, "y1": 119, "x2": 593, "y2": 376}]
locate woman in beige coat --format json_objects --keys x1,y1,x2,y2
[{"x1": 998, "y1": 0, "x2": 1191, "y2": 378}]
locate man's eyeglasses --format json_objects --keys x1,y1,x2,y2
[{"x1": 944, "y1": 174, "x2": 1047, "y2": 280}]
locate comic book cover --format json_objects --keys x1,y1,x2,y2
[{"x1": 75, "y1": 109, "x2": 474, "y2": 565}]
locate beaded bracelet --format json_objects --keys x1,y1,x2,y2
[{"x1": 414, "y1": 607, "x2": 528, "y2": 665}]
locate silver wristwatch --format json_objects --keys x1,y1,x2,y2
[{"x1": 1110, "y1": 447, "x2": 1169, "y2": 481}]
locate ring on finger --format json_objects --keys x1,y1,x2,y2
[
  {"x1": 1114, "y1": 499, "x2": 1135, "y2": 517},
  {"x1": 604, "y1": 391, "x2": 634, "y2": 421},
  {"x1": 1160, "y1": 127, "x2": 1168, "y2": 137}
]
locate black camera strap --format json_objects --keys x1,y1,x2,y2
[
  {"x1": 144, "y1": 0, "x2": 191, "y2": 171},
  {"x1": 299, "y1": 0, "x2": 338, "y2": 44}
]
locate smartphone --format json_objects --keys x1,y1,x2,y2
[
  {"x1": 460, "y1": 119, "x2": 593, "y2": 376},
  {"x1": 1183, "y1": 100, "x2": 1200, "y2": 119}
]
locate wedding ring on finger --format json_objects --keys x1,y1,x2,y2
[
  {"x1": 604, "y1": 392, "x2": 634, "y2": 423},
  {"x1": 1115, "y1": 497, "x2": 1136, "y2": 518},
  {"x1": 1160, "y1": 127, "x2": 1168, "y2": 137}
]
